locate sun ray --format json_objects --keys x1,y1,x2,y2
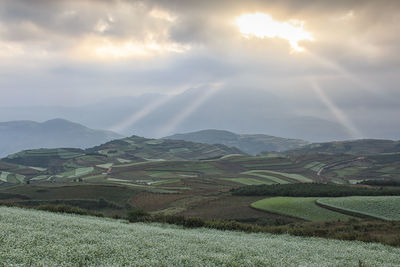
[
  {"x1": 310, "y1": 80, "x2": 362, "y2": 139},
  {"x1": 305, "y1": 50, "x2": 386, "y2": 97},
  {"x1": 108, "y1": 95, "x2": 174, "y2": 133},
  {"x1": 156, "y1": 83, "x2": 223, "y2": 137}
]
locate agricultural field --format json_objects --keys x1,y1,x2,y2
[
  {"x1": 251, "y1": 197, "x2": 355, "y2": 222},
  {"x1": 1, "y1": 206, "x2": 400, "y2": 266},
  {"x1": 317, "y1": 196, "x2": 400, "y2": 221},
  {"x1": 242, "y1": 170, "x2": 291, "y2": 184},
  {"x1": 220, "y1": 177, "x2": 273, "y2": 185},
  {"x1": 1, "y1": 135, "x2": 400, "y2": 229},
  {"x1": 246, "y1": 170, "x2": 313, "y2": 183},
  {"x1": 304, "y1": 161, "x2": 326, "y2": 172}
]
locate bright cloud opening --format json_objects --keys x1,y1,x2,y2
[
  {"x1": 74, "y1": 35, "x2": 190, "y2": 60},
  {"x1": 235, "y1": 13, "x2": 314, "y2": 52}
]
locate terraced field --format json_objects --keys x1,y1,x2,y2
[
  {"x1": 304, "y1": 161, "x2": 326, "y2": 172},
  {"x1": 317, "y1": 196, "x2": 400, "y2": 221},
  {"x1": 221, "y1": 177, "x2": 272, "y2": 185},
  {"x1": 1, "y1": 136, "x2": 400, "y2": 224},
  {"x1": 242, "y1": 170, "x2": 313, "y2": 184},
  {"x1": 242, "y1": 170, "x2": 290, "y2": 184},
  {"x1": 1, "y1": 206, "x2": 400, "y2": 266},
  {"x1": 251, "y1": 197, "x2": 355, "y2": 221}
]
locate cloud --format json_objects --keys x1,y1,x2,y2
[{"x1": 0, "y1": 0, "x2": 399, "y2": 139}]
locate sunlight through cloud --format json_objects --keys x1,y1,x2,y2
[
  {"x1": 157, "y1": 84, "x2": 224, "y2": 137},
  {"x1": 236, "y1": 13, "x2": 314, "y2": 52},
  {"x1": 75, "y1": 36, "x2": 190, "y2": 60},
  {"x1": 310, "y1": 80, "x2": 362, "y2": 139}
]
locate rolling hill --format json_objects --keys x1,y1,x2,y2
[
  {"x1": 280, "y1": 139, "x2": 400, "y2": 156},
  {"x1": 165, "y1": 129, "x2": 309, "y2": 155},
  {"x1": 0, "y1": 119, "x2": 122, "y2": 158},
  {"x1": 87, "y1": 135, "x2": 244, "y2": 161},
  {"x1": 1, "y1": 135, "x2": 243, "y2": 178}
]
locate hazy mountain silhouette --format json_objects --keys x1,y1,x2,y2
[{"x1": 0, "y1": 119, "x2": 122, "y2": 158}]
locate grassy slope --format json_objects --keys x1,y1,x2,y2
[
  {"x1": 317, "y1": 196, "x2": 400, "y2": 221},
  {"x1": 252, "y1": 197, "x2": 355, "y2": 222},
  {"x1": 1, "y1": 207, "x2": 400, "y2": 266},
  {"x1": 284, "y1": 139, "x2": 400, "y2": 155}
]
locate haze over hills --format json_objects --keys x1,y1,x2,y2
[
  {"x1": 278, "y1": 139, "x2": 400, "y2": 156},
  {"x1": 0, "y1": 119, "x2": 122, "y2": 158},
  {"x1": 165, "y1": 129, "x2": 309, "y2": 155},
  {"x1": 0, "y1": 87, "x2": 366, "y2": 142}
]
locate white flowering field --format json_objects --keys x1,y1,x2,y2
[{"x1": 1, "y1": 207, "x2": 400, "y2": 266}]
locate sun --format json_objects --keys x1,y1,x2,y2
[{"x1": 235, "y1": 13, "x2": 314, "y2": 52}]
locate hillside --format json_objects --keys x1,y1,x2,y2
[
  {"x1": 1, "y1": 206, "x2": 399, "y2": 266},
  {"x1": 0, "y1": 135, "x2": 242, "y2": 181},
  {"x1": 165, "y1": 129, "x2": 308, "y2": 155},
  {"x1": 0, "y1": 119, "x2": 122, "y2": 158},
  {"x1": 87, "y1": 135, "x2": 243, "y2": 161},
  {"x1": 277, "y1": 139, "x2": 400, "y2": 156}
]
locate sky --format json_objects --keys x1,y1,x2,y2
[{"x1": 0, "y1": 0, "x2": 399, "y2": 140}]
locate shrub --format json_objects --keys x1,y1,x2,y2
[
  {"x1": 36, "y1": 204, "x2": 104, "y2": 217},
  {"x1": 231, "y1": 183, "x2": 400, "y2": 197},
  {"x1": 127, "y1": 208, "x2": 149, "y2": 222}
]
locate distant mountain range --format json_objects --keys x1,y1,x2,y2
[
  {"x1": 278, "y1": 139, "x2": 400, "y2": 156},
  {"x1": 0, "y1": 87, "x2": 374, "y2": 142},
  {"x1": 164, "y1": 129, "x2": 309, "y2": 155},
  {"x1": 0, "y1": 119, "x2": 122, "y2": 158}
]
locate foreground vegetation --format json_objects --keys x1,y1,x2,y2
[{"x1": 1, "y1": 206, "x2": 400, "y2": 266}]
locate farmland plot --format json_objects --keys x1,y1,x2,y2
[
  {"x1": 242, "y1": 171, "x2": 290, "y2": 184},
  {"x1": 0, "y1": 171, "x2": 10, "y2": 182},
  {"x1": 317, "y1": 196, "x2": 400, "y2": 221},
  {"x1": 252, "y1": 197, "x2": 355, "y2": 221}
]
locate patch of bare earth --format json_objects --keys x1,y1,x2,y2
[{"x1": 130, "y1": 192, "x2": 187, "y2": 211}]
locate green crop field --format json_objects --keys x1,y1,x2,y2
[
  {"x1": 256, "y1": 170, "x2": 313, "y2": 183},
  {"x1": 242, "y1": 170, "x2": 313, "y2": 183},
  {"x1": 317, "y1": 196, "x2": 400, "y2": 221},
  {"x1": 304, "y1": 161, "x2": 326, "y2": 172},
  {"x1": 0, "y1": 171, "x2": 10, "y2": 182},
  {"x1": 96, "y1": 163, "x2": 113, "y2": 169},
  {"x1": 334, "y1": 167, "x2": 367, "y2": 178},
  {"x1": 151, "y1": 179, "x2": 181, "y2": 185},
  {"x1": 75, "y1": 167, "x2": 94, "y2": 176},
  {"x1": 29, "y1": 166, "x2": 47, "y2": 171},
  {"x1": 1, "y1": 207, "x2": 399, "y2": 266},
  {"x1": 117, "y1": 158, "x2": 131, "y2": 163},
  {"x1": 251, "y1": 197, "x2": 355, "y2": 221},
  {"x1": 221, "y1": 177, "x2": 273, "y2": 185},
  {"x1": 242, "y1": 171, "x2": 290, "y2": 184}
]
